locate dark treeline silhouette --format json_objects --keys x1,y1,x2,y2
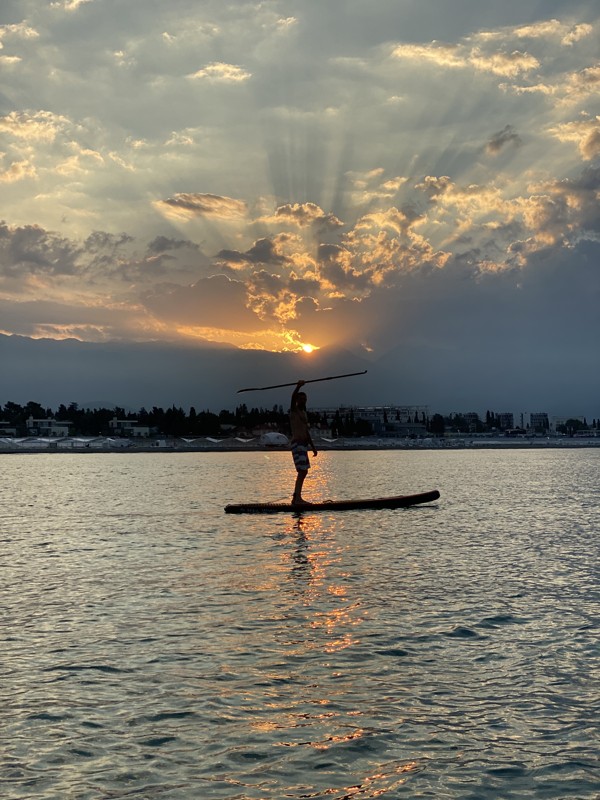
[
  {"x1": 0, "y1": 400, "x2": 337, "y2": 438},
  {"x1": 1, "y1": 400, "x2": 377, "y2": 438},
  {"x1": 2, "y1": 400, "x2": 598, "y2": 438}
]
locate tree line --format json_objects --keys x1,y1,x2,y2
[
  {"x1": 2, "y1": 400, "x2": 598, "y2": 438},
  {"x1": 0, "y1": 400, "x2": 372, "y2": 438}
]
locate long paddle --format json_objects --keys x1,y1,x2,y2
[{"x1": 237, "y1": 370, "x2": 367, "y2": 393}]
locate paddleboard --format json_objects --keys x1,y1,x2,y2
[{"x1": 224, "y1": 489, "x2": 440, "y2": 514}]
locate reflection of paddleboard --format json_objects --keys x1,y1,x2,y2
[{"x1": 224, "y1": 489, "x2": 440, "y2": 514}]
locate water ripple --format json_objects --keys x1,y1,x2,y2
[{"x1": 1, "y1": 450, "x2": 599, "y2": 798}]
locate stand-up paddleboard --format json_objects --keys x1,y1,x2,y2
[{"x1": 225, "y1": 489, "x2": 440, "y2": 514}]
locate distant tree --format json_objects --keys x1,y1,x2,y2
[
  {"x1": 163, "y1": 405, "x2": 187, "y2": 436},
  {"x1": 3, "y1": 401, "x2": 25, "y2": 427},
  {"x1": 448, "y1": 413, "x2": 469, "y2": 433},
  {"x1": 331, "y1": 409, "x2": 342, "y2": 438},
  {"x1": 219, "y1": 408, "x2": 236, "y2": 426},
  {"x1": 429, "y1": 413, "x2": 445, "y2": 436},
  {"x1": 563, "y1": 418, "x2": 585, "y2": 437},
  {"x1": 55, "y1": 403, "x2": 69, "y2": 420},
  {"x1": 354, "y1": 417, "x2": 373, "y2": 437},
  {"x1": 24, "y1": 400, "x2": 46, "y2": 419},
  {"x1": 193, "y1": 411, "x2": 220, "y2": 436}
]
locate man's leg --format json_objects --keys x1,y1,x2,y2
[{"x1": 293, "y1": 469, "x2": 308, "y2": 504}]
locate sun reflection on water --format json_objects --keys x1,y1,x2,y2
[{"x1": 192, "y1": 456, "x2": 427, "y2": 796}]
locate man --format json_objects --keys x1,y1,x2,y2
[{"x1": 290, "y1": 380, "x2": 318, "y2": 505}]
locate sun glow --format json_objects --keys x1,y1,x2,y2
[{"x1": 301, "y1": 343, "x2": 318, "y2": 353}]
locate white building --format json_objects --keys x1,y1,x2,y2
[
  {"x1": 109, "y1": 417, "x2": 151, "y2": 437},
  {"x1": 26, "y1": 416, "x2": 71, "y2": 437}
]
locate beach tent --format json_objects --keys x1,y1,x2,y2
[
  {"x1": 57, "y1": 437, "x2": 102, "y2": 448},
  {"x1": 260, "y1": 432, "x2": 289, "y2": 447}
]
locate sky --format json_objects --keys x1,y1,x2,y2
[{"x1": 1, "y1": 0, "x2": 599, "y2": 416}]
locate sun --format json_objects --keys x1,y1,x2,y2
[{"x1": 301, "y1": 343, "x2": 317, "y2": 353}]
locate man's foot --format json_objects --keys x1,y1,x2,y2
[{"x1": 292, "y1": 496, "x2": 311, "y2": 506}]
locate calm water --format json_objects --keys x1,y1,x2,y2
[{"x1": 1, "y1": 449, "x2": 599, "y2": 799}]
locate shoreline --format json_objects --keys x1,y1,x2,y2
[{"x1": 2, "y1": 436, "x2": 600, "y2": 454}]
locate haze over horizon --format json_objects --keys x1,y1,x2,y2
[
  {"x1": 1, "y1": 333, "x2": 597, "y2": 421},
  {"x1": 1, "y1": 1, "x2": 599, "y2": 418}
]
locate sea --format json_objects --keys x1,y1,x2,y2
[{"x1": 1, "y1": 448, "x2": 599, "y2": 800}]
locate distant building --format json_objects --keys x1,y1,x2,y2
[
  {"x1": 109, "y1": 417, "x2": 151, "y2": 437},
  {"x1": 318, "y1": 405, "x2": 428, "y2": 437},
  {"x1": 0, "y1": 421, "x2": 17, "y2": 436},
  {"x1": 463, "y1": 412, "x2": 480, "y2": 432},
  {"x1": 26, "y1": 416, "x2": 71, "y2": 437},
  {"x1": 529, "y1": 412, "x2": 549, "y2": 433},
  {"x1": 552, "y1": 416, "x2": 585, "y2": 432},
  {"x1": 497, "y1": 412, "x2": 514, "y2": 430}
]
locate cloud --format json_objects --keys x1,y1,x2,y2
[
  {"x1": 346, "y1": 169, "x2": 409, "y2": 206},
  {"x1": 0, "y1": 159, "x2": 36, "y2": 183},
  {"x1": 549, "y1": 117, "x2": 600, "y2": 160},
  {"x1": 0, "y1": 220, "x2": 211, "y2": 312},
  {"x1": 474, "y1": 19, "x2": 593, "y2": 45},
  {"x1": 560, "y1": 23, "x2": 594, "y2": 46},
  {"x1": 261, "y1": 202, "x2": 344, "y2": 230},
  {"x1": 155, "y1": 193, "x2": 248, "y2": 222},
  {"x1": 50, "y1": 0, "x2": 95, "y2": 10},
  {"x1": 0, "y1": 22, "x2": 39, "y2": 41},
  {"x1": 391, "y1": 42, "x2": 465, "y2": 69},
  {"x1": 0, "y1": 110, "x2": 69, "y2": 142},
  {"x1": 0, "y1": 0, "x2": 599, "y2": 394},
  {"x1": 190, "y1": 62, "x2": 251, "y2": 82},
  {"x1": 146, "y1": 235, "x2": 200, "y2": 255},
  {"x1": 391, "y1": 41, "x2": 539, "y2": 77},
  {"x1": 469, "y1": 47, "x2": 539, "y2": 77},
  {"x1": 0, "y1": 297, "x2": 150, "y2": 340},
  {"x1": 486, "y1": 124, "x2": 523, "y2": 155},
  {"x1": 542, "y1": 166, "x2": 600, "y2": 237},
  {"x1": 275, "y1": 17, "x2": 298, "y2": 33},
  {"x1": 141, "y1": 274, "x2": 266, "y2": 341},
  {"x1": 317, "y1": 243, "x2": 373, "y2": 293},
  {"x1": 0, "y1": 222, "x2": 81, "y2": 283},
  {"x1": 215, "y1": 237, "x2": 291, "y2": 271}
]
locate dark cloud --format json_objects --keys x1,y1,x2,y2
[
  {"x1": 317, "y1": 243, "x2": 373, "y2": 291},
  {"x1": 146, "y1": 235, "x2": 200, "y2": 255},
  {"x1": 0, "y1": 297, "x2": 147, "y2": 339},
  {"x1": 0, "y1": 221, "x2": 80, "y2": 277},
  {"x1": 157, "y1": 193, "x2": 247, "y2": 219},
  {"x1": 548, "y1": 166, "x2": 600, "y2": 235},
  {"x1": 289, "y1": 275, "x2": 322, "y2": 296},
  {"x1": 486, "y1": 124, "x2": 522, "y2": 154},
  {"x1": 142, "y1": 274, "x2": 263, "y2": 332},
  {"x1": 246, "y1": 238, "x2": 289, "y2": 265},
  {"x1": 215, "y1": 237, "x2": 290, "y2": 268},
  {"x1": 247, "y1": 269, "x2": 286, "y2": 297}
]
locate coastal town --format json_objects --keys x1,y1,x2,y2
[{"x1": 1, "y1": 400, "x2": 599, "y2": 451}]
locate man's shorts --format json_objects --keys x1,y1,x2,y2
[{"x1": 291, "y1": 442, "x2": 310, "y2": 472}]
